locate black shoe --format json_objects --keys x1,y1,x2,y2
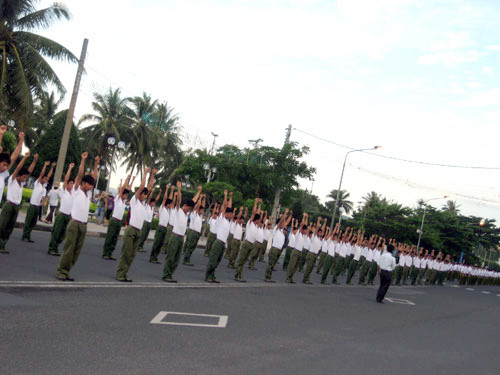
[
  {"x1": 150, "y1": 260, "x2": 161, "y2": 264},
  {"x1": 183, "y1": 261, "x2": 194, "y2": 266},
  {"x1": 212, "y1": 279, "x2": 220, "y2": 283},
  {"x1": 264, "y1": 279, "x2": 276, "y2": 283},
  {"x1": 65, "y1": 277, "x2": 75, "y2": 282},
  {"x1": 303, "y1": 281, "x2": 313, "y2": 285},
  {"x1": 235, "y1": 278, "x2": 247, "y2": 283},
  {"x1": 286, "y1": 279, "x2": 295, "y2": 284},
  {"x1": 346, "y1": 282, "x2": 353, "y2": 285},
  {"x1": 376, "y1": 300, "x2": 384, "y2": 304},
  {"x1": 48, "y1": 251, "x2": 61, "y2": 257},
  {"x1": 162, "y1": 277, "x2": 177, "y2": 283},
  {"x1": 56, "y1": 275, "x2": 66, "y2": 281},
  {"x1": 117, "y1": 278, "x2": 132, "y2": 282},
  {"x1": 227, "y1": 265, "x2": 235, "y2": 269},
  {"x1": 249, "y1": 267, "x2": 257, "y2": 271}
]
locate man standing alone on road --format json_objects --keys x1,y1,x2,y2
[{"x1": 376, "y1": 243, "x2": 396, "y2": 304}]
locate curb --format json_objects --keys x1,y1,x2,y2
[{"x1": 13, "y1": 222, "x2": 208, "y2": 248}]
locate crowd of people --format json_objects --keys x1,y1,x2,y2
[{"x1": 0, "y1": 125, "x2": 499, "y2": 288}]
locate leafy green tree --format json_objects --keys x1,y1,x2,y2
[
  {"x1": 0, "y1": 130, "x2": 17, "y2": 154},
  {"x1": 325, "y1": 189, "x2": 354, "y2": 220},
  {"x1": 25, "y1": 90, "x2": 62, "y2": 148},
  {"x1": 30, "y1": 109, "x2": 82, "y2": 177},
  {"x1": 0, "y1": 1, "x2": 77, "y2": 129},
  {"x1": 442, "y1": 200, "x2": 460, "y2": 214}
]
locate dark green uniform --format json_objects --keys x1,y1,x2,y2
[
  {"x1": 56, "y1": 220, "x2": 87, "y2": 279},
  {"x1": 22, "y1": 203, "x2": 40, "y2": 241},
  {"x1": 116, "y1": 226, "x2": 140, "y2": 280},
  {"x1": 182, "y1": 228, "x2": 201, "y2": 264},
  {"x1": 205, "y1": 231, "x2": 216, "y2": 257},
  {"x1": 320, "y1": 254, "x2": 335, "y2": 284},
  {"x1": 149, "y1": 224, "x2": 168, "y2": 263},
  {"x1": 205, "y1": 239, "x2": 225, "y2": 281},
  {"x1": 248, "y1": 241, "x2": 263, "y2": 269},
  {"x1": 228, "y1": 237, "x2": 241, "y2": 269},
  {"x1": 331, "y1": 255, "x2": 345, "y2": 284},
  {"x1": 102, "y1": 217, "x2": 123, "y2": 258},
  {"x1": 265, "y1": 246, "x2": 281, "y2": 281},
  {"x1": 137, "y1": 220, "x2": 152, "y2": 252},
  {"x1": 286, "y1": 249, "x2": 301, "y2": 283},
  {"x1": 0, "y1": 202, "x2": 20, "y2": 252},
  {"x1": 282, "y1": 246, "x2": 293, "y2": 271},
  {"x1": 234, "y1": 240, "x2": 253, "y2": 281},
  {"x1": 302, "y1": 252, "x2": 318, "y2": 283},
  {"x1": 161, "y1": 224, "x2": 174, "y2": 254},
  {"x1": 162, "y1": 233, "x2": 184, "y2": 280},
  {"x1": 48, "y1": 212, "x2": 71, "y2": 255}
]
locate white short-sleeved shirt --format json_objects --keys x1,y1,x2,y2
[
  {"x1": 112, "y1": 196, "x2": 126, "y2": 221},
  {"x1": 0, "y1": 170, "x2": 9, "y2": 204},
  {"x1": 209, "y1": 217, "x2": 218, "y2": 234},
  {"x1": 129, "y1": 196, "x2": 147, "y2": 230},
  {"x1": 255, "y1": 226, "x2": 264, "y2": 243},
  {"x1": 309, "y1": 235, "x2": 322, "y2": 255},
  {"x1": 404, "y1": 255, "x2": 413, "y2": 267},
  {"x1": 327, "y1": 240, "x2": 337, "y2": 256},
  {"x1": 216, "y1": 215, "x2": 231, "y2": 243},
  {"x1": 70, "y1": 186, "x2": 91, "y2": 223},
  {"x1": 168, "y1": 209, "x2": 176, "y2": 226},
  {"x1": 59, "y1": 188, "x2": 74, "y2": 215},
  {"x1": 303, "y1": 235, "x2": 312, "y2": 252},
  {"x1": 353, "y1": 245, "x2": 362, "y2": 261},
  {"x1": 229, "y1": 221, "x2": 236, "y2": 235},
  {"x1": 233, "y1": 223, "x2": 243, "y2": 241},
  {"x1": 48, "y1": 188, "x2": 59, "y2": 206},
  {"x1": 287, "y1": 232, "x2": 296, "y2": 248},
  {"x1": 30, "y1": 180, "x2": 47, "y2": 206},
  {"x1": 413, "y1": 257, "x2": 421, "y2": 268},
  {"x1": 144, "y1": 204, "x2": 154, "y2": 223},
  {"x1": 293, "y1": 232, "x2": 304, "y2": 251},
  {"x1": 271, "y1": 227, "x2": 285, "y2": 249},
  {"x1": 172, "y1": 208, "x2": 188, "y2": 236},
  {"x1": 244, "y1": 221, "x2": 257, "y2": 244},
  {"x1": 365, "y1": 248, "x2": 374, "y2": 262},
  {"x1": 373, "y1": 249, "x2": 381, "y2": 265},
  {"x1": 189, "y1": 211, "x2": 203, "y2": 233},
  {"x1": 6, "y1": 176, "x2": 24, "y2": 205},
  {"x1": 337, "y1": 243, "x2": 348, "y2": 258},
  {"x1": 158, "y1": 206, "x2": 170, "y2": 227},
  {"x1": 264, "y1": 228, "x2": 271, "y2": 242}
]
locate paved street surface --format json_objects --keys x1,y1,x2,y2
[{"x1": 1, "y1": 229, "x2": 499, "y2": 375}]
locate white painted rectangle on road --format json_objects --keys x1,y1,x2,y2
[
  {"x1": 481, "y1": 291, "x2": 491, "y2": 294},
  {"x1": 450, "y1": 285, "x2": 459, "y2": 288},
  {"x1": 385, "y1": 298, "x2": 415, "y2": 306},
  {"x1": 150, "y1": 311, "x2": 228, "y2": 328},
  {"x1": 466, "y1": 288, "x2": 475, "y2": 291}
]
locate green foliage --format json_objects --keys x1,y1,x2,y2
[
  {"x1": 1, "y1": 131, "x2": 17, "y2": 154},
  {"x1": 89, "y1": 203, "x2": 97, "y2": 213},
  {"x1": 22, "y1": 188, "x2": 33, "y2": 203},
  {"x1": 30, "y1": 110, "x2": 82, "y2": 178},
  {"x1": 201, "y1": 181, "x2": 242, "y2": 207}
]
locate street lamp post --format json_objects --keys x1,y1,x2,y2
[
  {"x1": 330, "y1": 146, "x2": 381, "y2": 231},
  {"x1": 105, "y1": 137, "x2": 126, "y2": 194},
  {"x1": 416, "y1": 195, "x2": 449, "y2": 250},
  {"x1": 203, "y1": 163, "x2": 217, "y2": 183},
  {"x1": 210, "y1": 132, "x2": 218, "y2": 155}
]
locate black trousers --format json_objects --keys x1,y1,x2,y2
[{"x1": 376, "y1": 270, "x2": 392, "y2": 302}]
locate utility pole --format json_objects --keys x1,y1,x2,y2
[
  {"x1": 271, "y1": 124, "x2": 292, "y2": 222},
  {"x1": 53, "y1": 38, "x2": 89, "y2": 185},
  {"x1": 210, "y1": 132, "x2": 218, "y2": 155}
]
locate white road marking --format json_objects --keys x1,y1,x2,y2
[
  {"x1": 497, "y1": 294, "x2": 500, "y2": 297},
  {"x1": 150, "y1": 311, "x2": 228, "y2": 328},
  {"x1": 481, "y1": 291, "x2": 491, "y2": 294},
  {"x1": 385, "y1": 298, "x2": 416, "y2": 306},
  {"x1": 466, "y1": 288, "x2": 475, "y2": 291},
  {"x1": 450, "y1": 285, "x2": 459, "y2": 288}
]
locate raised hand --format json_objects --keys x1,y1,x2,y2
[
  {"x1": 152, "y1": 169, "x2": 158, "y2": 174},
  {"x1": 197, "y1": 185, "x2": 202, "y2": 192},
  {"x1": 0, "y1": 125, "x2": 7, "y2": 134},
  {"x1": 176, "y1": 180, "x2": 182, "y2": 188},
  {"x1": 69, "y1": 163, "x2": 75, "y2": 168},
  {"x1": 34, "y1": 153, "x2": 39, "y2": 159},
  {"x1": 18, "y1": 132, "x2": 24, "y2": 141},
  {"x1": 51, "y1": 162, "x2": 56, "y2": 167},
  {"x1": 95, "y1": 155, "x2": 100, "y2": 163},
  {"x1": 44, "y1": 161, "x2": 50, "y2": 166},
  {"x1": 82, "y1": 152, "x2": 88, "y2": 159}
]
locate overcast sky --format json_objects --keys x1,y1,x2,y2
[{"x1": 38, "y1": 0, "x2": 500, "y2": 222}]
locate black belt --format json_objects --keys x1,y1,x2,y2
[
  {"x1": 71, "y1": 219, "x2": 87, "y2": 225},
  {"x1": 7, "y1": 201, "x2": 20, "y2": 207}
]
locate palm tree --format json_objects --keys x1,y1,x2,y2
[
  {"x1": 25, "y1": 90, "x2": 62, "y2": 147},
  {"x1": 0, "y1": 1, "x2": 77, "y2": 129},
  {"x1": 78, "y1": 88, "x2": 132, "y2": 168},
  {"x1": 124, "y1": 92, "x2": 161, "y2": 177},
  {"x1": 442, "y1": 200, "x2": 460, "y2": 214},
  {"x1": 326, "y1": 189, "x2": 353, "y2": 216}
]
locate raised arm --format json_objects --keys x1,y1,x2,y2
[
  {"x1": 47, "y1": 162, "x2": 56, "y2": 180},
  {"x1": 249, "y1": 198, "x2": 259, "y2": 222},
  {"x1": 147, "y1": 169, "x2": 157, "y2": 191},
  {"x1": 74, "y1": 152, "x2": 88, "y2": 190},
  {"x1": 175, "y1": 180, "x2": 182, "y2": 209},
  {"x1": 161, "y1": 185, "x2": 170, "y2": 207},
  {"x1": 27, "y1": 153, "x2": 38, "y2": 175},
  {"x1": 8, "y1": 131, "x2": 24, "y2": 170},
  {"x1": 146, "y1": 188, "x2": 155, "y2": 205},
  {"x1": 37, "y1": 161, "x2": 50, "y2": 183},
  {"x1": 220, "y1": 190, "x2": 228, "y2": 215},
  {"x1": 0, "y1": 125, "x2": 6, "y2": 152},
  {"x1": 91, "y1": 156, "x2": 100, "y2": 181},
  {"x1": 63, "y1": 163, "x2": 75, "y2": 190},
  {"x1": 193, "y1": 185, "x2": 202, "y2": 203},
  {"x1": 11, "y1": 152, "x2": 30, "y2": 179},
  {"x1": 154, "y1": 188, "x2": 162, "y2": 203},
  {"x1": 118, "y1": 175, "x2": 131, "y2": 197},
  {"x1": 127, "y1": 175, "x2": 136, "y2": 190},
  {"x1": 134, "y1": 167, "x2": 150, "y2": 200}
]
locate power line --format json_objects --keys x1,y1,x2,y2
[{"x1": 294, "y1": 127, "x2": 500, "y2": 170}]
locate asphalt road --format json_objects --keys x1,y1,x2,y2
[{"x1": 1, "y1": 229, "x2": 499, "y2": 375}]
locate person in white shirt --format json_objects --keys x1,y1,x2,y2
[
  {"x1": 0, "y1": 151, "x2": 35, "y2": 253},
  {"x1": 22, "y1": 160, "x2": 54, "y2": 242},
  {"x1": 358, "y1": 236, "x2": 375, "y2": 285},
  {"x1": 346, "y1": 231, "x2": 365, "y2": 285},
  {"x1": 282, "y1": 218, "x2": 297, "y2": 271},
  {"x1": 265, "y1": 209, "x2": 292, "y2": 282},
  {"x1": 56, "y1": 153, "x2": 99, "y2": 281},
  {"x1": 205, "y1": 190, "x2": 233, "y2": 282},
  {"x1": 162, "y1": 181, "x2": 195, "y2": 283},
  {"x1": 376, "y1": 243, "x2": 397, "y2": 303},
  {"x1": 248, "y1": 210, "x2": 267, "y2": 270},
  {"x1": 227, "y1": 206, "x2": 246, "y2": 269},
  {"x1": 115, "y1": 168, "x2": 156, "y2": 282},
  {"x1": 367, "y1": 238, "x2": 384, "y2": 285},
  {"x1": 47, "y1": 163, "x2": 75, "y2": 256},
  {"x1": 258, "y1": 221, "x2": 273, "y2": 262},
  {"x1": 182, "y1": 189, "x2": 205, "y2": 266},
  {"x1": 102, "y1": 175, "x2": 133, "y2": 260},
  {"x1": 286, "y1": 213, "x2": 309, "y2": 283},
  {"x1": 204, "y1": 206, "x2": 219, "y2": 257},
  {"x1": 303, "y1": 218, "x2": 327, "y2": 284},
  {"x1": 224, "y1": 212, "x2": 237, "y2": 260},
  {"x1": 137, "y1": 187, "x2": 162, "y2": 252},
  {"x1": 298, "y1": 226, "x2": 313, "y2": 273},
  {"x1": 320, "y1": 223, "x2": 341, "y2": 284},
  {"x1": 0, "y1": 126, "x2": 24, "y2": 207},
  {"x1": 331, "y1": 227, "x2": 354, "y2": 285},
  {"x1": 150, "y1": 186, "x2": 175, "y2": 264},
  {"x1": 44, "y1": 184, "x2": 60, "y2": 223},
  {"x1": 234, "y1": 198, "x2": 262, "y2": 282}
]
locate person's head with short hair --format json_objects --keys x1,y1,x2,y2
[
  {"x1": 165, "y1": 198, "x2": 173, "y2": 208},
  {"x1": 139, "y1": 187, "x2": 149, "y2": 202},
  {"x1": 181, "y1": 199, "x2": 195, "y2": 214},
  {"x1": 0, "y1": 153, "x2": 11, "y2": 173},
  {"x1": 80, "y1": 175, "x2": 95, "y2": 192},
  {"x1": 300, "y1": 224, "x2": 308, "y2": 234},
  {"x1": 16, "y1": 167, "x2": 30, "y2": 183},
  {"x1": 66, "y1": 178, "x2": 75, "y2": 191},
  {"x1": 387, "y1": 244, "x2": 395, "y2": 253},
  {"x1": 253, "y1": 213, "x2": 261, "y2": 224},
  {"x1": 121, "y1": 188, "x2": 130, "y2": 199},
  {"x1": 149, "y1": 198, "x2": 156, "y2": 206},
  {"x1": 317, "y1": 228, "x2": 324, "y2": 237},
  {"x1": 41, "y1": 175, "x2": 50, "y2": 185},
  {"x1": 224, "y1": 206, "x2": 234, "y2": 220}
]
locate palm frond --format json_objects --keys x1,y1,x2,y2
[{"x1": 15, "y1": 4, "x2": 71, "y2": 31}]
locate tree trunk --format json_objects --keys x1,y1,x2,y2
[{"x1": 271, "y1": 187, "x2": 280, "y2": 223}]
